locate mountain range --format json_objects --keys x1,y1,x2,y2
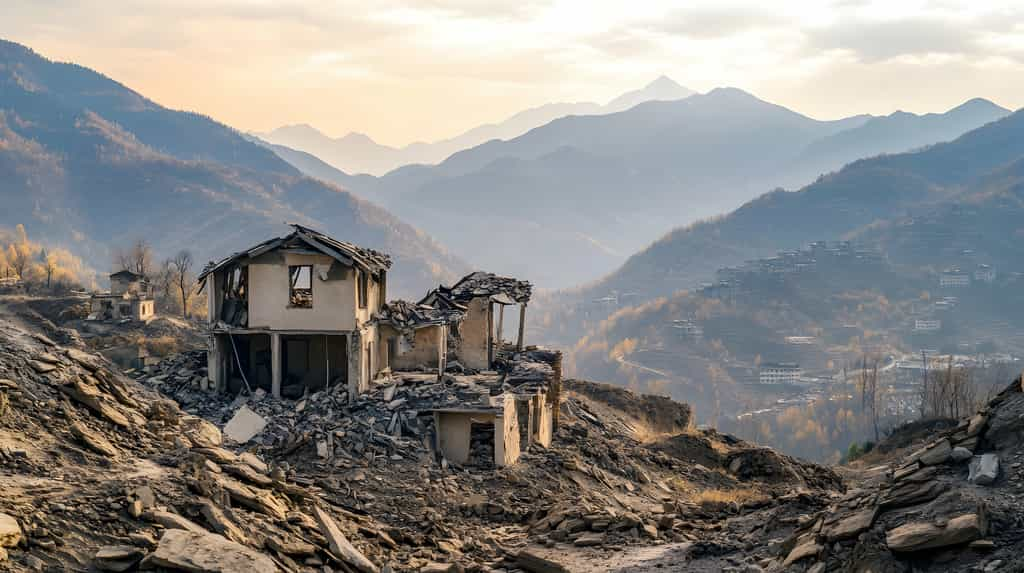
[
  {"x1": 255, "y1": 76, "x2": 695, "y2": 176},
  {"x1": 302, "y1": 89, "x2": 1007, "y2": 289},
  {"x1": 0, "y1": 39, "x2": 465, "y2": 298},
  {"x1": 541, "y1": 104, "x2": 1024, "y2": 348}
]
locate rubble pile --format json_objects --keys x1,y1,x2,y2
[
  {"x1": 137, "y1": 347, "x2": 847, "y2": 571},
  {"x1": 773, "y1": 377, "x2": 1024, "y2": 572},
  {"x1": 0, "y1": 312, "x2": 426, "y2": 572}
]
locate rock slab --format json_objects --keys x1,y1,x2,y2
[
  {"x1": 223, "y1": 406, "x2": 267, "y2": 444},
  {"x1": 886, "y1": 513, "x2": 985, "y2": 552},
  {"x1": 969, "y1": 454, "x2": 999, "y2": 485},
  {"x1": 147, "y1": 529, "x2": 279, "y2": 573}
]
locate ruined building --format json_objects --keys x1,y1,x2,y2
[
  {"x1": 198, "y1": 224, "x2": 391, "y2": 399},
  {"x1": 199, "y1": 225, "x2": 559, "y2": 466},
  {"x1": 89, "y1": 270, "x2": 156, "y2": 321}
]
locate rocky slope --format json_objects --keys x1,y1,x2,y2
[
  {"x1": 0, "y1": 297, "x2": 845, "y2": 572},
  {"x1": 771, "y1": 378, "x2": 1024, "y2": 572}
]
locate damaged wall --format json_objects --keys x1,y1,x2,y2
[
  {"x1": 380, "y1": 324, "x2": 444, "y2": 371},
  {"x1": 458, "y1": 297, "x2": 491, "y2": 371},
  {"x1": 247, "y1": 252, "x2": 359, "y2": 331}
]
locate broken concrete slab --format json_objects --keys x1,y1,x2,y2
[
  {"x1": 223, "y1": 406, "x2": 267, "y2": 444},
  {"x1": 969, "y1": 454, "x2": 1000, "y2": 485},
  {"x1": 147, "y1": 529, "x2": 279, "y2": 573},
  {"x1": 886, "y1": 513, "x2": 986, "y2": 552}
]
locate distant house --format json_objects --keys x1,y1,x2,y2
[
  {"x1": 914, "y1": 318, "x2": 942, "y2": 332},
  {"x1": 90, "y1": 270, "x2": 156, "y2": 321},
  {"x1": 974, "y1": 264, "x2": 996, "y2": 284},
  {"x1": 759, "y1": 362, "x2": 801, "y2": 384},
  {"x1": 939, "y1": 269, "x2": 970, "y2": 288}
]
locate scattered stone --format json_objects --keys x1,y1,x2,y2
[
  {"x1": 886, "y1": 513, "x2": 986, "y2": 552},
  {"x1": 146, "y1": 529, "x2": 278, "y2": 573},
  {"x1": 516, "y1": 550, "x2": 570, "y2": 573},
  {"x1": 70, "y1": 421, "x2": 119, "y2": 457},
  {"x1": 917, "y1": 439, "x2": 952, "y2": 466},
  {"x1": 0, "y1": 513, "x2": 22, "y2": 548},
  {"x1": 951, "y1": 447, "x2": 973, "y2": 463},
  {"x1": 312, "y1": 505, "x2": 379, "y2": 573},
  {"x1": 94, "y1": 545, "x2": 146, "y2": 572},
  {"x1": 825, "y1": 506, "x2": 877, "y2": 542}
]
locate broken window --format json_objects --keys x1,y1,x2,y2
[
  {"x1": 289, "y1": 265, "x2": 313, "y2": 308},
  {"x1": 358, "y1": 270, "x2": 369, "y2": 309}
]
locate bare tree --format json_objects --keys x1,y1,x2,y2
[
  {"x1": 168, "y1": 250, "x2": 194, "y2": 319},
  {"x1": 44, "y1": 254, "x2": 57, "y2": 289},
  {"x1": 8, "y1": 244, "x2": 28, "y2": 279},
  {"x1": 858, "y1": 354, "x2": 880, "y2": 443},
  {"x1": 115, "y1": 239, "x2": 154, "y2": 277}
]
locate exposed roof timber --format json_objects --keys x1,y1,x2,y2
[{"x1": 197, "y1": 224, "x2": 391, "y2": 284}]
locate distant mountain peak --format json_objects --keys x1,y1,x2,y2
[
  {"x1": 605, "y1": 76, "x2": 695, "y2": 112},
  {"x1": 645, "y1": 75, "x2": 684, "y2": 90},
  {"x1": 337, "y1": 131, "x2": 378, "y2": 145},
  {"x1": 948, "y1": 97, "x2": 1007, "y2": 115},
  {"x1": 269, "y1": 123, "x2": 327, "y2": 139}
]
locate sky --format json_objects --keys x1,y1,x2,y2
[{"x1": 4, "y1": 0, "x2": 1024, "y2": 147}]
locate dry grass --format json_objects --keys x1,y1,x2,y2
[
  {"x1": 691, "y1": 487, "x2": 768, "y2": 506},
  {"x1": 144, "y1": 335, "x2": 180, "y2": 357}
]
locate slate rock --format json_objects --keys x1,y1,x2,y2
[{"x1": 147, "y1": 529, "x2": 279, "y2": 573}]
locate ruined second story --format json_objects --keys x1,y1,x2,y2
[
  {"x1": 198, "y1": 224, "x2": 391, "y2": 332},
  {"x1": 110, "y1": 270, "x2": 153, "y2": 298}
]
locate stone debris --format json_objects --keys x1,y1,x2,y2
[
  {"x1": 145, "y1": 529, "x2": 280, "y2": 573},
  {"x1": 0, "y1": 513, "x2": 22, "y2": 548},
  {"x1": 767, "y1": 375, "x2": 1024, "y2": 572},
  {"x1": 886, "y1": 512, "x2": 986, "y2": 552},
  {"x1": 93, "y1": 545, "x2": 146, "y2": 572}
]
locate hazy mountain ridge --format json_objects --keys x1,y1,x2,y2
[
  {"x1": 256, "y1": 76, "x2": 695, "y2": 176},
  {"x1": 347, "y1": 89, "x2": 1006, "y2": 289},
  {"x1": 0, "y1": 39, "x2": 465, "y2": 297},
  {"x1": 536, "y1": 108, "x2": 1024, "y2": 350}
]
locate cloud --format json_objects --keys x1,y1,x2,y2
[{"x1": 803, "y1": 17, "x2": 981, "y2": 62}]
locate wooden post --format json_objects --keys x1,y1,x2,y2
[
  {"x1": 516, "y1": 303, "x2": 527, "y2": 352},
  {"x1": 437, "y1": 324, "x2": 446, "y2": 381},
  {"x1": 495, "y1": 304, "x2": 505, "y2": 358},
  {"x1": 270, "y1": 333, "x2": 282, "y2": 399},
  {"x1": 486, "y1": 301, "x2": 494, "y2": 369}
]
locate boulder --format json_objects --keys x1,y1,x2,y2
[
  {"x1": 917, "y1": 439, "x2": 952, "y2": 466},
  {"x1": 950, "y1": 447, "x2": 973, "y2": 463},
  {"x1": 146, "y1": 529, "x2": 279, "y2": 573},
  {"x1": 0, "y1": 513, "x2": 22, "y2": 547},
  {"x1": 969, "y1": 454, "x2": 1000, "y2": 485},
  {"x1": 182, "y1": 415, "x2": 223, "y2": 447},
  {"x1": 516, "y1": 550, "x2": 571, "y2": 573},
  {"x1": 886, "y1": 513, "x2": 985, "y2": 552}
]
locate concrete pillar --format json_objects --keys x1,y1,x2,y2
[
  {"x1": 270, "y1": 333, "x2": 282, "y2": 399},
  {"x1": 486, "y1": 302, "x2": 494, "y2": 369},
  {"x1": 347, "y1": 332, "x2": 361, "y2": 401},
  {"x1": 207, "y1": 334, "x2": 225, "y2": 392},
  {"x1": 517, "y1": 303, "x2": 527, "y2": 352}
]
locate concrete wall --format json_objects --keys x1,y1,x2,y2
[
  {"x1": 458, "y1": 297, "x2": 491, "y2": 370},
  {"x1": 239, "y1": 251, "x2": 383, "y2": 332},
  {"x1": 434, "y1": 411, "x2": 474, "y2": 465},
  {"x1": 381, "y1": 324, "x2": 444, "y2": 371}
]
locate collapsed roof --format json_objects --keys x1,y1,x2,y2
[
  {"x1": 429, "y1": 271, "x2": 533, "y2": 305},
  {"x1": 197, "y1": 224, "x2": 392, "y2": 285},
  {"x1": 375, "y1": 299, "x2": 465, "y2": 330}
]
